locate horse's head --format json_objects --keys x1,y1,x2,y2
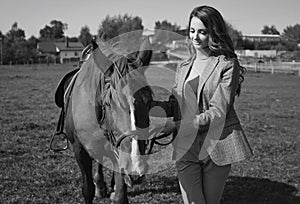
[{"x1": 97, "y1": 37, "x2": 153, "y2": 178}]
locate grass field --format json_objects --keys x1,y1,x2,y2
[{"x1": 0, "y1": 63, "x2": 299, "y2": 204}]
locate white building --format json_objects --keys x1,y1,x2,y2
[
  {"x1": 55, "y1": 39, "x2": 84, "y2": 64},
  {"x1": 242, "y1": 34, "x2": 281, "y2": 43},
  {"x1": 236, "y1": 50, "x2": 277, "y2": 58}
]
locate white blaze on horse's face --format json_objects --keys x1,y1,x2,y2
[
  {"x1": 129, "y1": 99, "x2": 144, "y2": 176},
  {"x1": 117, "y1": 95, "x2": 148, "y2": 176}
]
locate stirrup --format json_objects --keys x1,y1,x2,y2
[{"x1": 50, "y1": 131, "x2": 69, "y2": 152}]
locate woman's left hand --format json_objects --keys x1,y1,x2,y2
[
  {"x1": 149, "y1": 120, "x2": 176, "y2": 138},
  {"x1": 160, "y1": 120, "x2": 176, "y2": 136}
]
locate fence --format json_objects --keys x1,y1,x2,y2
[{"x1": 241, "y1": 60, "x2": 300, "y2": 76}]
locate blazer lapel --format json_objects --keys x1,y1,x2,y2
[
  {"x1": 196, "y1": 55, "x2": 220, "y2": 101},
  {"x1": 179, "y1": 60, "x2": 194, "y2": 91}
]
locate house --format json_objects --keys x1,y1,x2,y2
[
  {"x1": 37, "y1": 42, "x2": 57, "y2": 55},
  {"x1": 236, "y1": 49, "x2": 277, "y2": 58},
  {"x1": 55, "y1": 38, "x2": 84, "y2": 64},
  {"x1": 242, "y1": 34, "x2": 281, "y2": 43},
  {"x1": 36, "y1": 42, "x2": 57, "y2": 63},
  {"x1": 37, "y1": 38, "x2": 84, "y2": 64}
]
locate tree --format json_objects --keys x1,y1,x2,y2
[
  {"x1": 98, "y1": 14, "x2": 143, "y2": 40},
  {"x1": 282, "y1": 24, "x2": 300, "y2": 43},
  {"x1": 154, "y1": 20, "x2": 182, "y2": 44},
  {"x1": 0, "y1": 31, "x2": 3, "y2": 65},
  {"x1": 261, "y1": 25, "x2": 280, "y2": 35},
  {"x1": 280, "y1": 24, "x2": 300, "y2": 51},
  {"x1": 79, "y1": 26, "x2": 93, "y2": 46},
  {"x1": 226, "y1": 22, "x2": 243, "y2": 49},
  {"x1": 51, "y1": 20, "x2": 67, "y2": 39},
  {"x1": 24, "y1": 36, "x2": 38, "y2": 62},
  {"x1": 3, "y1": 22, "x2": 27, "y2": 64},
  {"x1": 0, "y1": 22, "x2": 40, "y2": 65},
  {"x1": 39, "y1": 20, "x2": 67, "y2": 40},
  {"x1": 154, "y1": 20, "x2": 181, "y2": 32},
  {"x1": 39, "y1": 25, "x2": 53, "y2": 40},
  {"x1": 6, "y1": 22, "x2": 26, "y2": 42},
  {"x1": 98, "y1": 14, "x2": 144, "y2": 54}
]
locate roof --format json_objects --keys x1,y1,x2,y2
[
  {"x1": 55, "y1": 42, "x2": 84, "y2": 51},
  {"x1": 37, "y1": 41, "x2": 84, "y2": 53},
  {"x1": 243, "y1": 34, "x2": 281, "y2": 38},
  {"x1": 37, "y1": 42, "x2": 56, "y2": 53}
]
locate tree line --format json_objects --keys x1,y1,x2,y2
[{"x1": 0, "y1": 14, "x2": 299, "y2": 65}]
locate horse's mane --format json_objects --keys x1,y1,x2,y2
[{"x1": 95, "y1": 37, "x2": 153, "y2": 110}]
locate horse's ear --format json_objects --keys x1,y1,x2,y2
[
  {"x1": 80, "y1": 44, "x2": 93, "y2": 62},
  {"x1": 91, "y1": 39, "x2": 114, "y2": 73},
  {"x1": 136, "y1": 37, "x2": 152, "y2": 67}
]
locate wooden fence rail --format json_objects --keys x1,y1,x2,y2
[
  {"x1": 167, "y1": 50, "x2": 300, "y2": 77},
  {"x1": 241, "y1": 61, "x2": 300, "y2": 76}
]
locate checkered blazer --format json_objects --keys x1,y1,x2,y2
[{"x1": 171, "y1": 54, "x2": 253, "y2": 166}]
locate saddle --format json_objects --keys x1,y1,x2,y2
[{"x1": 54, "y1": 68, "x2": 80, "y2": 108}]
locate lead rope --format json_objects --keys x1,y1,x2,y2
[{"x1": 145, "y1": 131, "x2": 176, "y2": 155}]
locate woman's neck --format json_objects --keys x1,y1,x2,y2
[{"x1": 195, "y1": 47, "x2": 211, "y2": 60}]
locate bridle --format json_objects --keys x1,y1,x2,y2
[
  {"x1": 102, "y1": 99, "x2": 176, "y2": 158},
  {"x1": 104, "y1": 119, "x2": 176, "y2": 158}
]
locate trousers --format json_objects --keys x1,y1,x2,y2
[{"x1": 176, "y1": 158, "x2": 231, "y2": 204}]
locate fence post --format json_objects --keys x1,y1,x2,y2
[
  {"x1": 270, "y1": 60, "x2": 274, "y2": 74},
  {"x1": 255, "y1": 62, "x2": 257, "y2": 72}
]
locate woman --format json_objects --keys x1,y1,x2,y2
[{"x1": 151, "y1": 5, "x2": 253, "y2": 204}]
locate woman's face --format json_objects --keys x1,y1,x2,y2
[{"x1": 189, "y1": 17, "x2": 209, "y2": 51}]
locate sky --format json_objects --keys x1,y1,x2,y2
[{"x1": 0, "y1": 0, "x2": 299, "y2": 39}]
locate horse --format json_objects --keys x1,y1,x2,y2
[{"x1": 55, "y1": 36, "x2": 154, "y2": 204}]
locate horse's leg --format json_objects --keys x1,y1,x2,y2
[
  {"x1": 73, "y1": 139, "x2": 95, "y2": 204},
  {"x1": 94, "y1": 161, "x2": 108, "y2": 198},
  {"x1": 110, "y1": 171, "x2": 128, "y2": 204}
]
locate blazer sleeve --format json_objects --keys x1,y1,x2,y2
[{"x1": 196, "y1": 59, "x2": 240, "y2": 128}]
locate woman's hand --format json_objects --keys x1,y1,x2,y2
[
  {"x1": 192, "y1": 114, "x2": 209, "y2": 130},
  {"x1": 149, "y1": 120, "x2": 176, "y2": 138},
  {"x1": 160, "y1": 120, "x2": 176, "y2": 136},
  {"x1": 193, "y1": 116, "x2": 200, "y2": 129}
]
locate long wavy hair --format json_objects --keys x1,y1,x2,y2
[{"x1": 185, "y1": 5, "x2": 245, "y2": 96}]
